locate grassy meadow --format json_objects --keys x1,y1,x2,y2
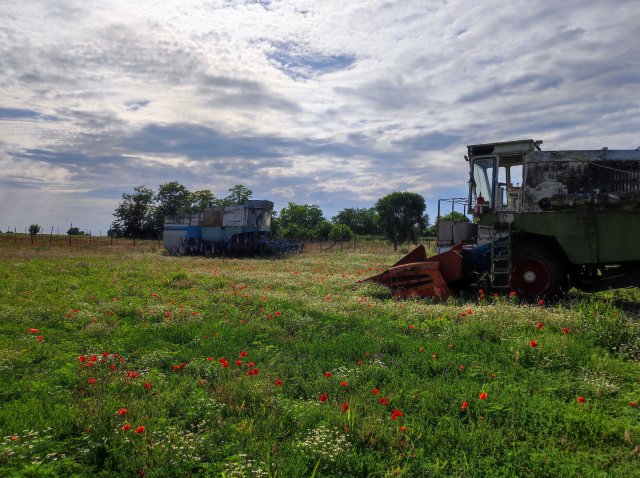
[{"x1": 0, "y1": 237, "x2": 639, "y2": 477}]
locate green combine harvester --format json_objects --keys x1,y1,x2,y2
[{"x1": 367, "y1": 139, "x2": 640, "y2": 299}]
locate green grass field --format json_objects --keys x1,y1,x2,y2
[{"x1": 0, "y1": 240, "x2": 639, "y2": 477}]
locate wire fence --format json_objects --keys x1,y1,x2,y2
[{"x1": 0, "y1": 229, "x2": 436, "y2": 257}]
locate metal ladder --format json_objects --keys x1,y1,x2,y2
[{"x1": 490, "y1": 224, "x2": 512, "y2": 289}]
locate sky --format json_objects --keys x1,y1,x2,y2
[{"x1": 1, "y1": 0, "x2": 639, "y2": 234}]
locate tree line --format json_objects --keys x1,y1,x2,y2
[{"x1": 109, "y1": 182, "x2": 447, "y2": 249}]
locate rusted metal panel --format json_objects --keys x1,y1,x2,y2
[
  {"x1": 203, "y1": 207, "x2": 224, "y2": 226},
  {"x1": 522, "y1": 150, "x2": 640, "y2": 213}
]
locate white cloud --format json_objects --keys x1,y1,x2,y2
[{"x1": 1, "y1": 0, "x2": 639, "y2": 231}]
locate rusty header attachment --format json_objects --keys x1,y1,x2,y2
[{"x1": 364, "y1": 243, "x2": 464, "y2": 300}]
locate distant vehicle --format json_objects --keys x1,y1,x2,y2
[
  {"x1": 163, "y1": 200, "x2": 301, "y2": 256},
  {"x1": 367, "y1": 139, "x2": 640, "y2": 299}
]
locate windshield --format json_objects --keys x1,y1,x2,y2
[{"x1": 472, "y1": 157, "x2": 495, "y2": 206}]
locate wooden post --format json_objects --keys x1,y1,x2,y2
[
  {"x1": 69, "y1": 224, "x2": 72, "y2": 246},
  {"x1": 50, "y1": 226, "x2": 53, "y2": 245},
  {"x1": 14, "y1": 227, "x2": 17, "y2": 244}
]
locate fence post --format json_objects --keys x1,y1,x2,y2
[{"x1": 50, "y1": 226, "x2": 53, "y2": 246}]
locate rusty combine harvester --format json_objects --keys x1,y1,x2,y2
[
  {"x1": 163, "y1": 200, "x2": 301, "y2": 256},
  {"x1": 367, "y1": 139, "x2": 640, "y2": 299}
]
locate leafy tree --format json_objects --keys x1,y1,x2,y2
[
  {"x1": 332, "y1": 207, "x2": 380, "y2": 235},
  {"x1": 67, "y1": 227, "x2": 85, "y2": 235},
  {"x1": 190, "y1": 190, "x2": 218, "y2": 211},
  {"x1": 152, "y1": 182, "x2": 193, "y2": 233},
  {"x1": 28, "y1": 224, "x2": 41, "y2": 236},
  {"x1": 329, "y1": 224, "x2": 354, "y2": 242},
  {"x1": 221, "y1": 184, "x2": 253, "y2": 206},
  {"x1": 111, "y1": 185, "x2": 156, "y2": 238},
  {"x1": 312, "y1": 219, "x2": 333, "y2": 241},
  {"x1": 276, "y1": 203, "x2": 325, "y2": 239},
  {"x1": 375, "y1": 192, "x2": 427, "y2": 250}
]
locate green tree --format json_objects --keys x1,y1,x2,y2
[
  {"x1": 277, "y1": 203, "x2": 325, "y2": 239},
  {"x1": 312, "y1": 219, "x2": 333, "y2": 241},
  {"x1": 375, "y1": 192, "x2": 427, "y2": 251},
  {"x1": 28, "y1": 224, "x2": 40, "y2": 236},
  {"x1": 152, "y1": 182, "x2": 193, "y2": 235},
  {"x1": 111, "y1": 185, "x2": 156, "y2": 238},
  {"x1": 332, "y1": 207, "x2": 380, "y2": 235},
  {"x1": 67, "y1": 227, "x2": 84, "y2": 235},
  {"x1": 221, "y1": 184, "x2": 253, "y2": 206},
  {"x1": 329, "y1": 224, "x2": 354, "y2": 242},
  {"x1": 190, "y1": 189, "x2": 218, "y2": 212}
]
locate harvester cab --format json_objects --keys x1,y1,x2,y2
[{"x1": 367, "y1": 139, "x2": 640, "y2": 300}]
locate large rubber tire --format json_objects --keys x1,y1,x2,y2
[{"x1": 510, "y1": 245, "x2": 568, "y2": 300}]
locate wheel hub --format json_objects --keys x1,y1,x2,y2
[{"x1": 511, "y1": 255, "x2": 552, "y2": 296}]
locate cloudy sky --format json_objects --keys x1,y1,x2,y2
[{"x1": 1, "y1": 0, "x2": 639, "y2": 234}]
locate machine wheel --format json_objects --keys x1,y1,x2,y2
[{"x1": 510, "y1": 245, "x2": 568, "y2": 299}]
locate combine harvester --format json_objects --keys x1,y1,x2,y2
[
  {"x1": 367, "y1": 139, "x2": 640, "y2": 300},
  {"x1": 163, "y1": 200, "x2": 302, "y2": 256}
]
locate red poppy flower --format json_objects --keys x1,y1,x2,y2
[
  {"x1": 372, "y1": 388, "x2": 379, "y2": 395},
  {"x1": 90, "y1": 355, "x2": 98, "y2": 362},
  {"x1": 530, "y1": 340, "x2": 538, "y2": 348},
  {"x1": 239, "y1": 350, "x2": 247, "y2": 358},
  {"x1": 400, "y1": 425, "x2": 406, "y2": 432},
  {"x1": 121, "y1": 423, "x2": 132, "y2": 431},
  {"x1": 247, "y1": 362, "x2": 255, "y2": 368},
  {"x1": 391, "y1": 409, "x2": 403, "y2": 420},
  {"x1": 109, "y1": 364, "x2": 116, "y2": 371},
  {"x1": 135, "y1": 426, "x2": 145, "y2": 434},
  {"x1": 235, "y1": 360, "x2": 243, "y2": 366},
  {"x1": 144, "y1": 382, "x2": 151, "y2": 390},
  {"x1": 341, "y1": 381, "x2": 348, "y2": 387},
  {"x1": 102, "y1": 352, "x2": 109, "y2": 357},
  {"x1": 479, "y1": 392, "x2": 487, "y2": 400},
  {"x1": 207, "y1": 357, "x2": 213, "y2": 361},
  {"x1": 629, "y1": 401, "x2": 638, "y2": 408},
  {"x1": 562, "y1": 327, "x2": 569, "y2": 334},
  {"x1": 79, "y1": 355, "x2": 86, "y2": 362},
  {"x1": 342, "y1": 403, "x2": 349, "y2": 413},
  {"x1": 87, "y1": 378, "x2": 96, "y2": 385},
  {"x1": 408, "y1": 325, "x2": 415, "y2": 330},
  {"x1": 467, "y1": 309, "x2": 472, "y2": 314},
  {"x1": 27, "y1": 328, "x2": 39, "y2": 333},
  {"x1": 36, "y1": 336, "x2": 43, "y2": 342},
  {"x1": 275, "y1": 311, "x2": 282, "y2": 316},
  {"x1": 113, "y1": 354, "x2": 119, "y2": 358},
  {"x1": 538, "y1": 299, "x2": 544, "y2": 306},
  {"x1": 325, "y1": 372, "x2": 332, "y2": 378},
  {"x1": 459, "y1": 364, "x2": 465, "y2": 371},
  {"x1": 172, "y1": 365, "x2": 180, "y2": 371},
  {"x1": 379, "y1": 397, "x2": 389, "y2": 406},
  {"x1": 461, "y1": 400, "x2": 468, "y2": 411},
  {"x1": 449, "y1": 343, "x2": 454, "y2": 350},
  {"x1": 357, "y1": 361, "x2": 363, "y2": 366},
  {"x1": 319, "y1": 393, "x2": 327, "y2": 402},
  {"x1": 509, "y1": 291, "x2": 516, "y2": 297},
  {"x1": 537, "y1": 322, "x2": 543, "y2": 329},
  {"x1": 577, "y1": 396, "x2": 585, "y2": 404},
  {"x1": 274, "y1": 378, "x2": 283, "y2": 386},
  {"x1": 117, "y1": 408, "x2": 128, "y2": 416}
]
